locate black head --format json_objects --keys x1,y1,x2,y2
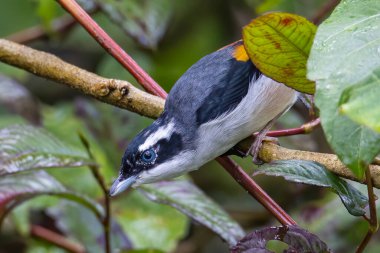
[{"x1": 109, "y1": 118, "x2": 184, "y2": 196}]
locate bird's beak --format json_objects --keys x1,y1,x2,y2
[{"x1": 109, "y1": 175, "x2": 137, "y2": 197}]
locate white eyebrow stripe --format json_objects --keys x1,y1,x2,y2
[{"x1": 138, "y1": 121, "x2": 175, "y2": 151}]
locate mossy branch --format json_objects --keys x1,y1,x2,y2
[{"x1": 1, "y1": 38, "x2": 379, "y2": 188}]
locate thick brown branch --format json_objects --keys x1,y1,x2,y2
[
  {"x1": 1, "y1": 39, "x2": 380, "y2": 188},
  {"x1": 258, "y1": 142, "x2": 380, "y2": 188},
  {"x1": 0, "y1": 39, "x2": 164, "y2": 119}
]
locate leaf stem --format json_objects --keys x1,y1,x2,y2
[
  {"x1": 264, "y1": 118, "x2": 320, "y2": 137},
  {"x1": 356, "y1": 167, "x2": 378, "y2": 253},
  {"x1": 31, "y1": 225, "x2": 85, "y2": 253},
  {"x1": 6, "y1": 15, "x2": 77, "y2": 44},
  {"x1": 56, "y1": 0, "x2": 167, "y2": 98},
  {"x1": 79, "y1": 135, "x2": 111, "y2": 253},
  {"x1": 312, "y1": 0, "x2": 341, "y2": 25}
]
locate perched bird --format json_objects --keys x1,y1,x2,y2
[{"x1": 110, "y1": 41, "x2": 298, "y2": 196}]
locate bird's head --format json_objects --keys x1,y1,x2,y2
[{"x1": 109, "y1": 117, "x2": 195, "y2": 196}]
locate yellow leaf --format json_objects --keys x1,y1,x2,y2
[{"x1": 243, "y1": 12, "x2": 316, "y2": 94}]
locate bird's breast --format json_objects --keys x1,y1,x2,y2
[{"x1": 195, "y1": 75, "x2": 298, "y2": 163}]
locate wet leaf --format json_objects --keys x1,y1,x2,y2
[
  {"x1": 256, "y1": 160, "x2": 368, "y2": 216},
  {"x1": 231, "y1": 225, "x2": 330, "y2": 253},
  {"x1": 95, "y1": 0, "x2": 173, "y2": 48},
  {"x1": 339, "y1": 68, "x2": 380, "y2": 133},
  {"x1": 243, "y1": 12, "x2": 316, "y2": 94},
  {"x1": 140, "y1": 179, "x2": 245, "y2": 246},
  {"x1": 307, "y1": 0, "x2": 380, "y2": 178},
  {"x1": 113, "y1": 190, "x2": 188, "y2": 252},
  {"x1": 0, "y1": 124, "x2": 94, "y2": 176}
]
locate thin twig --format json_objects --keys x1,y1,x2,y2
[
  {"x1": 31, "y1": 225, "x2": 85, "y2": 253},
  {"x1": 56, "y1": 0, "x2": 167, "y2": 98},
  {"x1": 312, "y1": 0, "x2": 340, "y2": 24},
  {"x1": 6, "y1": 15, "x2": 77, "y2": 44},
  {"x1": 217, "y1": 157, "x2": 297, "y2": 226},
  {"x1": 79, "y1": 135, "x2": 111, "y2": 253},
  {"x1": 356, "y1": 168, "x2": 378, "y2": 253},
  {"x1": 264, "y1": 118, "x2": 320, "y2": 137}
]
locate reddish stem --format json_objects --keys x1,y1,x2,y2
[
  {"x1": 217, "y1": 157, "x2": 296, "y2": 226},
  {"x1": 312, "y1": 0, "x2": 341, "y2": 25},
  {"x1": 264, "y1": 118, "x2": 320, "y2": 137},
  {"x1": 56, "y1": 0, "x2": 167, "y2": 98},
  {"x1": 58, "y1": 0, "x2": 297, "y2": 226},
  {"x1": 31, "y1": 225, "x2": 85, "y2": 253}
]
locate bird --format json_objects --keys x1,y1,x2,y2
[{"x1": 109, "y1": 40, "x2": 298, "y2": 196}]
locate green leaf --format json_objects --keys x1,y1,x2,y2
[
  {"x1": 36, "y1": 0, "x2": 59, "y2": 32},
  {"x1": 48, "y1": 201, "x2": 131, "y2": 253},
  {"x1": 0, "y1": 124, "x2": 95, "y2": 176},
  {"x1": 231, "y1": 225, "x2": 330, "y2": 253},
  {"x1": 0, "y1": 171, "x2": 102, "y2": 223},
  {"x1": 307, "y1": 0, "x2": 380, "y2": 178},
  {"x1": 140, "y1": 179, "x2": 245, "y2": 246},
  {"x1": 113, "y1": 190, "x2": 188, "y2": 252},
  {"x1": 95, "y1": 0, "x2": 173, "y2": 49},
  {"x1": 340, "y1": 68, "x2": 380, "y2": 133},
  {"x1": 243, "y1": 12, "x2": 316, "y2": 94},
  {"x1": 256, "y1": 160, "x2": 368, "y2": 216},
  {"x1": 0, "y1": 171, "x2": 64, "y2": 214}
]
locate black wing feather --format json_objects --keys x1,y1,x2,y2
[{"x1": 196, "y1": 59, "x2": 259, "y2": 125}]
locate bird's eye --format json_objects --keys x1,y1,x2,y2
[{"x1": 141, "y1": 148, "x2": 156, "y2": 163}]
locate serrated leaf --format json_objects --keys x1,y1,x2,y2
[
  {"x1": 140, "y1": 179, "x2": 244, "y2": 246},
  {"x1": 307, "y1": 0, "x2": 380, "y2": 178},
  {"x1": 48, "y1": 201, "x2": 131, "y2": 253},
  {"x1": 340, "y1": 68, "x2": 380, "y2": 133},
  {"x1": 243, "y1": 12, "x2": 316, "y2": 94},
  {"x1": 256, "y1": 160, "x2": 368, "y2": 216},
  {"x1": 113, "y1": 190, "x2": 188, "y2": 252},
  {"x1": 0, "y1": 124, "x2": 94, "y2": 176},
  {"x1": 231, "y1": 225, "x2": 330, "y2": 253},
  {"x1": 95, "y1": 0, "x2": 173, "y2": 49}
]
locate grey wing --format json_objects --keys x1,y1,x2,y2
[{"x1": 165, "y1": 43, "x2": 260, "y2": 126}]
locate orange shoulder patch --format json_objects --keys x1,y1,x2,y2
[{"x1": 233, "y1": 44, "x2": 250, "y2": 62}]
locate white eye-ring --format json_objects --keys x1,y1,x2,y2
[{"x1": 141, "y1": 148, "x2": 156, "y2": 163}]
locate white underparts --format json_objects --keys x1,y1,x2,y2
[{"x1": 195, "y1": 75, "x2": 298, "y2": 164}]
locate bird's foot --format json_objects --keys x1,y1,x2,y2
[{"x1": 247, "y1": 136, "x2": 278, "y2": 165}]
